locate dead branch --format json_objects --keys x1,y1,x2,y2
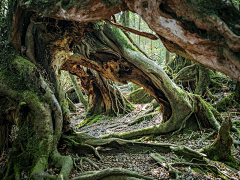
[{"x1": 104, "y1": 19, "x2": 159, "y2": 40}]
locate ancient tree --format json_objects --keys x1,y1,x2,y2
[
  {"x1": 64, "y1": 64, "x2": 133, "y2": 118},
  {"x1": 1, "y1": 0, "x2": 240, "y2": 179}
]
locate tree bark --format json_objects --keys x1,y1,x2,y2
[
  {"x1": 63, "y1": 64, "x2": 133, "y2": 117},
  {"x1": 15, "y1": 0, "x2": 240, "y2": 81},
  {"x1": 63, "y1": 23, "x2": 222, "y2": 136},
  {"x1": 165, "y1": 50, "x2": 170, "y2": 64},
  {"x1": 69, "y1": 73, "x2": 88, "y2": 109}
]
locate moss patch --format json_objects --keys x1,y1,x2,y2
[
  {"x1": 213, "y1": 93, "x2": 240, "y2": 112},
  {"x1": 128, "y1": 87, "x2": 154, "y2": 104}
]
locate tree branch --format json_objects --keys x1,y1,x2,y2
[{"x1": 104, "y1": 19, "x2": 159, "y2": 40}]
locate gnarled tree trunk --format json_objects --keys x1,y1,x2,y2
[
  {"x1": 1, "y1": 0, "x2": 240, "y2": 179},
  {"x1": 63, "y1": 64, "x2": 133, "y2": 117}
]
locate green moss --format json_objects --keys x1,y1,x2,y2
[
  {"x1": 225, "y1": 156, "x2": 239, "y2": 169},
  {"x1": 129, "y1": 87, "x2": 154, "y2": 104},
  {"x1": 107, "y1": 25, "x2": 137, "y2": 51},
  {"x1": 78, "y1": 115, "x2": 103, "y2": 127},
  {"x1": 190, "y1": 134, "x2": 201, "y2": 140},
  {"x1": 92, "y1": 21, "x2": 106, "y2": 30},
  {"x1": 0, "y1": 52, "x2": 39, "y2": 92},
  {"x1": 87, "y1": 115, "x2": 102, "y2": 125},
  {"x1": 192, "y1": 167, "x2": 207, "y2": 174},
  {"x1": 213, "y1": 93, "x2": 240, "y2": 112},
  {"x1": 102, "y1": 116, "x2": 113, "y2": 120}
]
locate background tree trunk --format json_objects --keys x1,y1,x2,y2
[
  {"x1": 69, "y1": 73, "x2": 88, "y2": 109},
  {"x1": 165, "y1": 50, "x2": 170, "y2": 64}
]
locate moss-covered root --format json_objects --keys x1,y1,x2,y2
[
  {"x1": 30, "y1": 156, "x2": 50, "y2": 179},
  {"x1": 150, "y1": 153, "x2": 182, "y2": 179},
  {"x1": 200, "y1": 114, "x2": 239, "y2": 168},
  {"x1": 69, "y1": 73, "x2": 88, "y2": 109},
  {"x1": 70, "y1": 168, "x2": 155, "y2": 180},
  {"x1": 128, "y1": 87, "x2": 154, "y2": 104},
  {"x1": 50, "y1": 150, "x2": 73, "y2": 180},
  {"x1": 67, "y1": 97, "x2": 77, "y2": 112},
  {"x1": 101, "y1": 116, "x2": 180, "y2": 139},
  {"x1": 74, "y1": 157, "x2": 100, "y2": 172},
  {"x1": 150, "y1": 153, "x2": 236, "y2": 179}
]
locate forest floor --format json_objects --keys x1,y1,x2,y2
[
  {"x1": 61, "y1": 83, "x2": 240, "y2": 179},
  {"x1": 65, "y1": 101, "x2": 240, "y2": 180},
  {"x1": 1, "y1": 89, "x2": 240, "y2": 179}
]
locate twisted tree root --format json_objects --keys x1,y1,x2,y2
[
  {"x1": 70, "y1": 168, "x2": 155, "y2": 180},
  {"x1": 74, "y1": 157, "x2": 100, "y2": 172}
]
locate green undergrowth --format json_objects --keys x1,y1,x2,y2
[{"x1": 213, "y1": 93, "x2": 240, "y2": 112}]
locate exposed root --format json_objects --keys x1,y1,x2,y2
[
  {"x1": 31, "y1": 171, "x2": 56, "y2": 180},
  {"x1": 70, "y1": 168, "x2": 155, "y2": 180},
  {"x1": 203, "y1": 131, "x2": 216, "y2": 141},
  {"x1": 67, "y1": 97, "x2": 77, "y2": 112},
  {"x1": 50, "y1": 150, "x2": 73, "y2": 180},
  {"x1": 150, "y1": 153, "x2": 182, "y2": 179},
  {"x1": 171, "y1": 162, "x2": 237, "y2": 180},
  {"x1": 129, "y1": 113, "x2": 156, "y2": 126},
  {"x1": 150, "y1": 153, "x2": 238, "y2": 180},
  {"x1": 81, "y1": 144, "x2": 102, "y2": 161},
  {"x1": 101, "y1": 93, "x2": 222, "y2": 140},
  {"x1": 74, "y1": 157, "x2": 100, "y2": 171},
  {"x1": 73, "y1": 158, "x2": 83, "y2": 173}
]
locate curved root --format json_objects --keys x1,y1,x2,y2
[
  {"x1": 50, "y1": 150, "x2": 73, "y2": 180},
  {"x1": 74, "y1": 157, "x2": 100, "y2": 172},
  {"x1": 70, "y1": 168, "x2": 155, "y2": 180}
]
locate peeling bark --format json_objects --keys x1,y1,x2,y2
[{"x1": 14, "y1": 0, "x2": 240, "y2": 81}]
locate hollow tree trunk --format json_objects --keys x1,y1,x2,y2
[{"x1": 64, "y1": 64, "x2": 133, "y2": 117}]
